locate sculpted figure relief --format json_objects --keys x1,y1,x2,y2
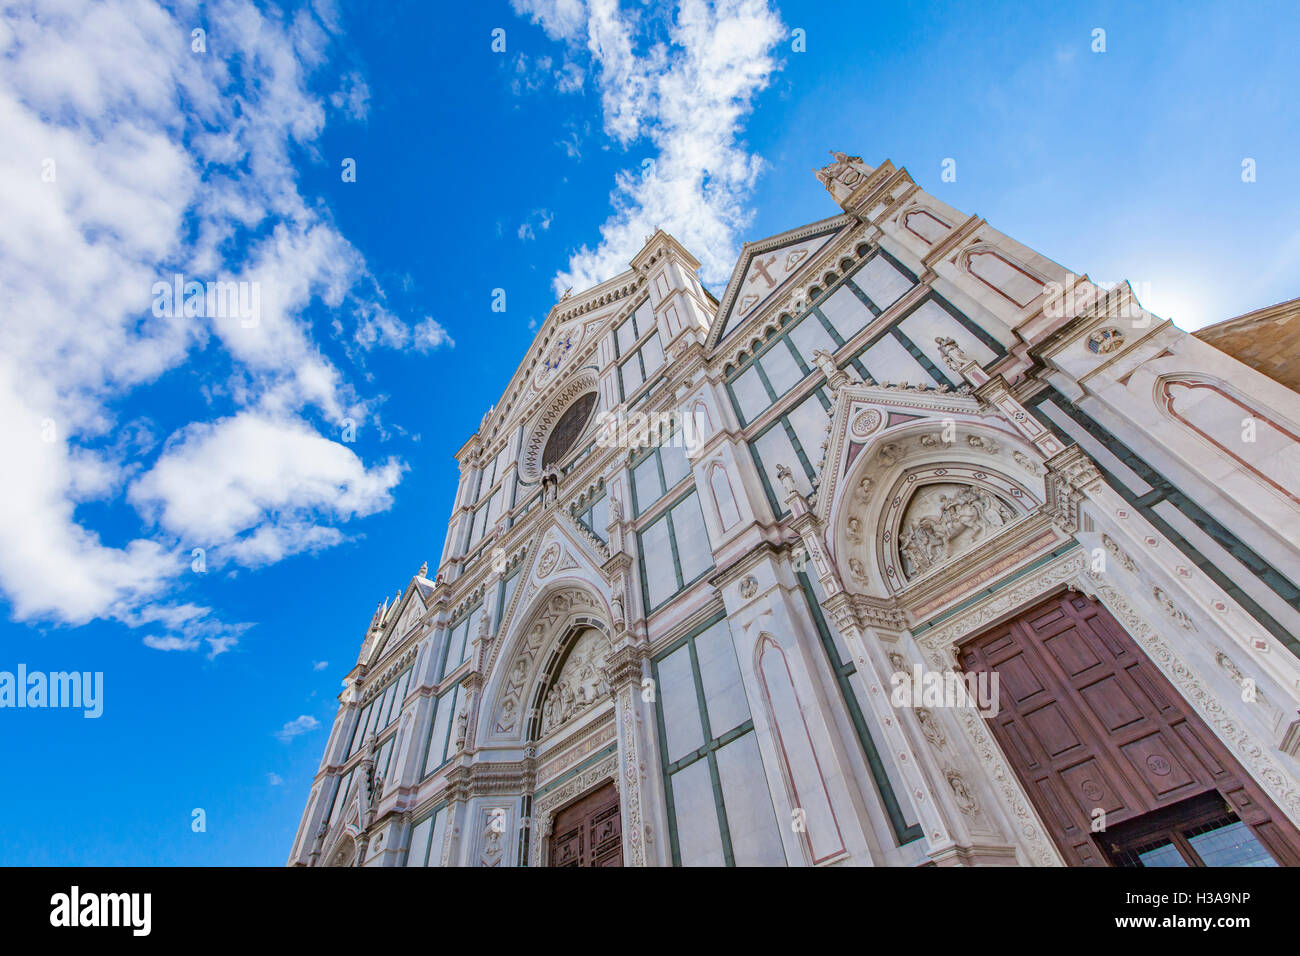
[
  {"x1": 539, "y1": 628, "x2": 613, "y2": 736},
  {"x1": 898, "y1": 482, "x2": 1015, "y2": 578}
]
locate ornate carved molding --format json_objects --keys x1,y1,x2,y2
[
  {"x1": 528, "y1": 752, "x2": 620, "y2": 867},
  {"x1": 520, "y1": 371, "x2": 601, "y2": 483},
  {"x1": 913, "y1": 550, "x2": 1089, "y2": 867},
  {"x1": 1087, "y1": 577, "x2": 1300, "y2": 827}
]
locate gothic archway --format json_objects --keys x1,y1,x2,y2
[
  {"x1": 482, "y1": 584, "x2": 612, "y2": 744},
  {"x1": 324, "y1": 833, "x2": 357, "y2": 868},
  {"x1": 829, "y1": 416, "x2": 1046, "y2": 595}
]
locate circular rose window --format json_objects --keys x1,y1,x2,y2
[{"x1": 542, "y1": 392, "x2": 597, "y2": 469}]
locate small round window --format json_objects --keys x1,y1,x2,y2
[{"x1": 542, "y1": 392, "x2": 597, "y2": 469}]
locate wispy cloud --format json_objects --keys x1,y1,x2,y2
[
  {"x1": 0, "y1": 0, "x2": 418, "y2": 652},
  {"x1": 275, "y1": 715, "x2": 321, "y2": 743},
  {"x1": 518, "y1": 208, "x2": 555, "y2": 240},
  {"x1": 511, "y1": 0, "x2": 786, "y2": 292},
  {"x1": 413, "y1": 317, "x2": 455, "y2": 352},
  {"x1": 330, "y1": 70, "x2": 371, "y2": 120}
]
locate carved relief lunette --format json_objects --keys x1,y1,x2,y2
[
  {"x1": 897, "y1": 482, "x2": 1015, "y2": 578},
  {"x1": 539, "y1": 628, "x2": 613, "y2": 736},
  {"x1": 490, "y1": 588, "x2": 600, "y2": 738}
]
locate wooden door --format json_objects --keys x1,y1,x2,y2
[
  {"x1": 549, "y1": 781, "x2": 623, "y2": 867},
  {"x1": 959, "y1": 590, "x2": 1300, "y2": 866}
]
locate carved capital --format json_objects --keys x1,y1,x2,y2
[
  {"x1": 1044, "y1": 444, "x2": 1103, "y2": 534},
  {"x1": 604, "y1": 642, "x2": 646, "y2": 691},
  {"x1": 821, "y1": 591, "x2": 862, "y2": 636}
]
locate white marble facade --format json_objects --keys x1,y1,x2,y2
[{"x1": 289, "y1": 152, "x2": 1300, "y2": 868}]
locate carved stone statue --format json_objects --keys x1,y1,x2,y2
[
  {"x1": 540, "y1": 465, "x2": 561, "y2": 505},
  {"x1": 455, "y1": 696, "x2": 469, "y2": 750},
  {"x1": 935, "y1": 336, "x2": 971, "y2": 374},
  {"x1": 775, "y1": 463, "x2": 799, "y2": 498},
  {"x1": 811, "y1": 348, "x2": 849, "y2": 393}
]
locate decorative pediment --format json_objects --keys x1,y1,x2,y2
[
  {"x1": 814, "y1": 377, "x2": 1055, "y2": 599},
  {"x1": 514, "y1": 522, "x2": 605, "y2": 611},
  {"x1": 393, "y1": 595, "x2": 423, "y2": 638},
  {"x1": 365, "y1": 577, "x2": 430, "y2": 667},
  {"x1": 816, "y1": 381, "x2": 987, "y2": 526},
  {"x1": 710, "y1": 217, "x2": 850, "y2": 346}
]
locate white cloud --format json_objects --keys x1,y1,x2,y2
[
  {"x1": 143, "y1": 635, "x2": 199, "y2": 653},
  {"x1": 312, "y1": 660, "x2": 329, "y2": 671},
  {"x1": 268, "y1": 772, "x2": 285, "y2": 786},
  {"x1": 413, "y1": 317, "x2": 454, "y2": 352},
  {"x1": 129, "y1": 411, "x2": 404, "y2": 568},
  {"x1": 0, "y1": 0, "x2": 422, "y2": 650},
  {"x1": 353, "y1": 305, "x2": 454, "y2": 355},
  {"x1": 276, "y1": 714, "x2": 321, "y2": 742},
  {"x1": 136, "y1": 604, "x2": 252, "y2": 659},
  {"x1": 330, "y1": 70, "x2": 371, "y2": 120},
  {"x1": 512, "y1": 0, "x2": 589, "y2": 40},
  {"x1": 511, "y1": 0, "x2": 786, "y2": 293},
  {"x1": 517, "y1": 208, "x2": 555, "y2": 241}
]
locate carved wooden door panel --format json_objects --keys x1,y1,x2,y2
[
  {"x1": 959, "y1": 591, "x2": 1300, "y2": 866},
  {"x1": 549, "y1": 782, "x2": 623, "y2": 867}
]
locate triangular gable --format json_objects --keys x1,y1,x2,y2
[
  {"x1": 711, "y1": 215, "x2": 852, "y2": 346},
  {"x1": 480, "y1": 272, "x2": 641, "y2": 446},
  {"x1": 815, "y1": 384, "x2": 987, "y2": 527},
  {"x1": 367, "y1": 581, "x2": 428, "y2": 667},
  {"x1": 496, "y1": 515, "x2": 607, "y2": 644}
]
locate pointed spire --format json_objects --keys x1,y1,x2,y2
[{"x1": 418, "y1": 560, "x2": 428, "y2": 577}]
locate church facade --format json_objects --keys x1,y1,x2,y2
[{"x1": 289, "y1": 153, "x2": 1300, "y2": 867}]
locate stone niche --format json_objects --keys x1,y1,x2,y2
[{"x1": 896, "y1": 482, "x2": 1017, "y2": 580}]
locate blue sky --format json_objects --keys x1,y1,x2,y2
[{"x1": 0, "y1": 0, "x2": 1296, "y2": 866}]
